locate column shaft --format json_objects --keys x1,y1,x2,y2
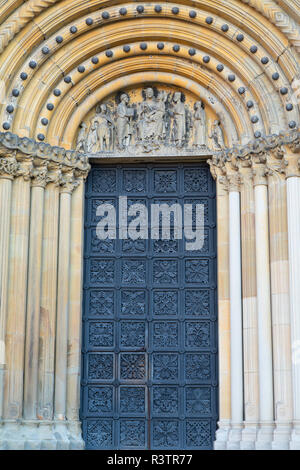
[
  {"x1": 268, "y1": 173, "x2": 292, "y2": 449},
  {"x1": 286, "y1": 176, "x2": 300, "y2": 449},
  {"x1": 0, "y1": 176, "x2": 13, "y2": 419},
  {"x1": 214, "y1": 177, "x2": 231, "y2": 449},
  {"x1": 66, "y1": 181, "x2": 85, "y2": 449},
  {"x1": 240, "y1": 169, "x2": 259, "y2": 449},
  {"x1": 54, "y1": 191, "x2": 72, "y2": 421},
  {"x1": 38, "y1": 183, "x2": 60, "y2": 421},
  {"x1": 4, "y1": 174, "x2": 31, "y2": 423},
  {"x1": 228, "y1": 189, "x2": 243, "y2": 449},
  {"x1": 23, "y1": 184, "x2": 45, "y2": 420},
  {"x1": 254, "y1": 180, "x2": 274, "y2": 449}
]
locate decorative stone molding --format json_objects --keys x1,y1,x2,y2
[
  {"x1": 209, "y1": 130, "x2": 300, "y2": 182},
  {"x1": 0, "y1": 0, "x2": 58, "y2": 54},
  {"x1": 0, "y1": 132, "x2": 90, "y2": 187},
  {"x1": 283, "y1": 133, "x2": 300, "y2": 154},
  {"x1": 0, "y1": 132, "x2": 90, "y2": 172}
]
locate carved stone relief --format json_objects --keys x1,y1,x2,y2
[{"x1": 75, "y1": 85, "x2": 225, "y2": 156}]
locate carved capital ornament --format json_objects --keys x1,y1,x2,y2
[
  {"x1": 209, "y1": 130, "x2": 300, "y2": 182},
  {"x1": 0, "y1": 131, "x2": 90, "y2": 188}
]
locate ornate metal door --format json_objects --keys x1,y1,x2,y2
[{"x1": 81, "y1": 163, "x2": 218, "y2": 449}]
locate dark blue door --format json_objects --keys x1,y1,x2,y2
[{"x1": 81, "y1": 163, "x2": 218, "y2": 449}]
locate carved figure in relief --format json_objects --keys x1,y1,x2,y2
[
  {"x1": 79, "y1": 86, "x2": 224, "y2": 154},
  {"x1": 116, "y1": 92, "x2": 135, "y2": 149},
  {"x1": 156, "y1": 90, "x2": 170, "y2": 141},
  {"x1": 87, "y1": 120, "x2": 98, "y2": 153},
  {"x1": 76, "y1": 122, "x2": 87, "y2": 152},
  {"x1": 209, "y1": 120, "x2": 225, "y2": 150},
  {"x1": 193, "y1": 101, "x2": 207, "y2": 147},
  {"x1": 137, "y1": 87, "x2": 162, "y2": 144},
  {"x1": 170, "y1": 92, "x2": 186, "y2": 147},
  {"x1": 185, "y1": 107, "x2": 194, "y2": 145},
  {"x1": 95, "y1": 104, "x2": 114, "y2": 151}
]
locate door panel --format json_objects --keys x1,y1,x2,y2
[{"x1": 81, "y1": 163, "x2": 218, "y2": 449}]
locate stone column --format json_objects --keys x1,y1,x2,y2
[
  {"x1": 67, "y1": 178, "x2": 85, "y2": 449},
  {"x1": 54, "y1": 171, "x2": 77, "y2": 448},
  {"x1": 252, "y1": 158, "x2": 274, "y2": 449},
  {"x1": 227, "y1": 169, "x2": 244, "y2": 450},
  {"x1": 285, "y1": 149, "x2": 300, "y2": 450},
  {"x1": 210, "y1": 168, "x2": 231, "y2": 450},
  {"x1": 37, "y1": 169, "x2": 61, "y2": 448},
  {"x1": 23, "y1": 164, "x2": 48, "y2": 429},
  {"x1": 239, "y1": 164, "x2": 259, "y2": 449},
  {"x1": 1, "y1": 160, "x2": 32, "y2": 449},
  {"x1": 267, "y1": 157, "x2": 293, "y2": 450},
  {"x1": 0, "y1": 153, "x2": 19, "y2": 420}
]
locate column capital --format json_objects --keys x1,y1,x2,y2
[
  {"x1": 0, "y1": 148, "x2": 20, "y2": 180},
  {"x1": 208, "y1": 153, "x2": 226, "y2": 181},
  {"x1": 0, "y1": 131, "x2": 91, "y2": 179},
  {"x1": 47, "y1": 166, "x2": 63, "y2": 187},
  {"x1": 225, "y1": 157, "x2": 241, "y2": 192},
  {"x1": 265, "y1": 152, "x2": 286, "y2": 180},
  {"x1": 252, "y1": 162, "x2": 268, "y2": 186},
  {"x1": 60, "y1": 171, "x2": 80, "y2": 194},
  {"x1": 252, "y1": 131, "x2": 300, "y2": 179},
  {"x1": 217, "y1": 175, "x2": 229, "y2": 193},
  {"x1": 226, "y1": 172, "x2": 241, "y2": 192},
  {"x1": 31, "y1": 162, "x2": 49, "y2": 188},
  {"x1": 209, "y1": 130, "x2": 300, "y2": 183},
  {"x1": 18, "y1": 160, "x2": 34, "y2": 181},
  {"x1": 238, "y1": 159, "x2": 253, "y2": 187},
  {"x1": 282, "y1": 148, "x2": 300, "y2": 179},
  {"x1": 228, "y1": 143, "x2": 268, "y2": 186},
  {"x1": 208, "y1": 150, "x2": 241, "y2": 191},
  {"x1": 30, "y1": 162, "x2": 64, "y2": 188},
  {"x1": 282, "y1": 131, "x2": 300, "y2": 154}
]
